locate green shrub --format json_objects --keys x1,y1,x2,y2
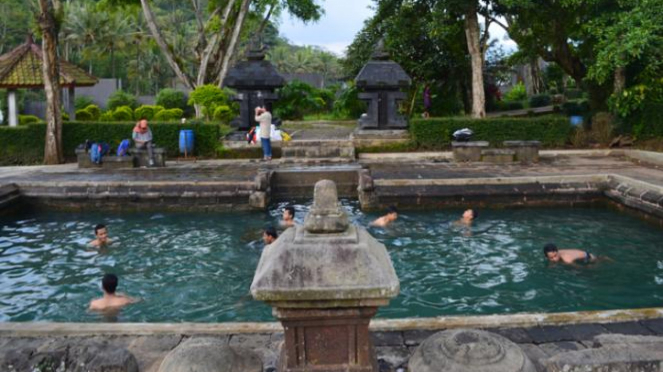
[
  {"x1": 156, "y1": 88, "x2": 188, "y2": 111},
  {"x1": 107, "y1": 90, "x2": 139, "y2": 111},
  {"x1": 529, "y1": 94, "x2": 552, "y2": 108},
  {"x1": 99, "y1": 112, "x2": 114, "y2": 122},
  {"x1": 332, "y1": 84, "x2": 366, "y2": 119},
  {"x1": 112, "y1": 106, "x2": 134, "y2": 121},
  {"x1": 273, "y1": 80, "x2": 323, "y2": 120},
  {"x1": 212, "y1": 105, "x2": 233, "y2": 123},
  {"x1": 505, "y1": 82, "x2": 527, "y2": 101},
  {"x1": 154, "y1": 108, "x2": 184, "y2": 121},
  {"x1": 0, "y1": 121, "x2": 221, "y2": 165},
  {"x1": 498, "y1": 101, "x2": 525, "y2": 111},
  {"x1": 18, "y1": 115, "x2": 41, "y2": 125},
  {"x1": 188, "y1": 85, "x2": 232, "y2": 120},
  {"x1": 84, "y1": 104, "x2": 101, "y2": 121},
  {"x1": 134, "y1": 105, "x2": 164, "y2": 120},
  {"x1": 410, "y1": 116, "x2": 572, "y2": 149},
  {"x1": 74, "y1": 95, "x2": 95, "y2": 111},
  {"x1": 75, "y1": 109, "x2": 94, "y2": 121}
]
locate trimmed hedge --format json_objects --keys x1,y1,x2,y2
[
  {"x1": 410, "y1": 116, "x2": 572, "y2": 149},
  {"x1": 0, "y1": 121, "x2": 221, "y2": 165}
]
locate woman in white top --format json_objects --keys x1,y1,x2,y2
[{"x1": 254, "y1": 106, "x2": 273, "y2": 161}]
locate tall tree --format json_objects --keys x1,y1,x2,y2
[
  {"x1": 106, "y1": 0, "x2": 322, "y2": 117},
  {"x1": 36, "y1": 0, "x2": 64, "y2": 164}
]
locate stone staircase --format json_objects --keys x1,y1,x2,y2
[
  {"x1": 0, "y1": 184, "x2": 20, "y2": 211},
  {"x1": 280, "y1": 140, "x2": 356, "y2": 163}
]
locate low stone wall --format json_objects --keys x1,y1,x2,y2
[
  {"x1": 2, "y1": 308, "x2": 662, "y2": 372},
  {"x1": 16, "y1": 180, "x2": 257, "y2": 212}
]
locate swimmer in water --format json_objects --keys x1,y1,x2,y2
[
  {"x1": 89, "y1": 273, "x2": 137, "y2": 312},
  {"x1": 371, "y1": 206, "x2": 398, "y2": 227},
  {"x1": 263, "y1": 226, "x2": 278, "y2": 246},
  {"x1": 455, "y1": 209, "x2": 478, "y2": 226},
  {"x1": 282, "y1": 206, "x2": 296, "y2": 228},
  {"x1": 543, "y1": 243, "x2": 597, "y2": 264},
  {"x1": 89, "y1": 224, "x2": 111, "y2": 248}
]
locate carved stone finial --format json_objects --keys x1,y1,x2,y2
[
  {"x1": 246, "y1": 37, "x2": 266, "y2": 61},
  {"x1": 371, "y1": 38, "x2": 390, "y2": 60},
  {"x1": 303, "y1": 180, "x2": 349, "y2": 233}
]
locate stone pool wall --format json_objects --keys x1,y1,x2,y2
[{"x1": 2, "y1": 309, "x2": 663, "y2": 372}]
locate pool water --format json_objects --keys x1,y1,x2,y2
[{"x1": 1, "y1": 202, "x2": 662, "y2": 322}]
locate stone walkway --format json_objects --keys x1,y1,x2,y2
[{"x1": 2, "y1": 152, "x2": 663, "y2": 189}]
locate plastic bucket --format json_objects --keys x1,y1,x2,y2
[
  {"x1": 569, "y1": 116, "x2": 584, "y2": 127},
  {"x1": 179, "y1": 129, "x2": 195, "y2": 154}
]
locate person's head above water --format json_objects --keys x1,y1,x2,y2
[
  {"x1": 543, "y1": 243, "x2": 560, "y2": 261},
  {"x1": 462, "y1": 209, "x2": 478, "y2": 221},
  {"x1": 102, "y1": 273, "x2": 119, "y2": 295},
  {"x1": 94, "y1": 224, "x2": 108, "y2": 243},
  {"x1": 386, "y1": 205, "x2": 398, "y2": 221},
  {"x1": 263, "y1": 226, "x2": 278, "y2": 245},
  {"x1": 283, "y1": 206, "x2": 295, "y2": 222}
]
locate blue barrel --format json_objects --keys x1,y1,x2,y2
[
  {"x1": 179, "y1": 130, "x2": 195, "y2": 154},
  {"x1": 569, "y1": 115, "x2": 584, "y2": 127}
]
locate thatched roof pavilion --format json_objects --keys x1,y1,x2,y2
[{"x1": 0, "y1": 35, "x2": 98, "y2": 126}]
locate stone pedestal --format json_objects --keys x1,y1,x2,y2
[
  {"x1": 275, "y1": 308, "x2": 378, "y2": 372},
  {"x1": 129, "y1": 147, "x2": 166, "y2": 167},
  {"x1": 452, "y1": 141, "x2": 489, "y2": 162},
  {"x1": 251, "y1": 180, "x2": 399, "y2": 372}
]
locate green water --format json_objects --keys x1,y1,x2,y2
[{"x1": 1, "y1": 202, "x2": 662, "y2": 322}]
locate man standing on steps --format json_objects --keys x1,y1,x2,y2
[{"x1": 255, "y1": 106, "x2": 272, "y2": 161}]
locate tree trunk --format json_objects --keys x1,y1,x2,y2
[
  {"x1": 217, "y1": 0, "x2": 251, "y2": 87},
  {"x1": 464, "y1": 8, "x2": 485, "y2": 118},
  {"x1": 140, "y1": 0, "x2": 194, "y2": 90},
  {"x1": 38, "y1": 0, "x2": 64, "y2": 164},
  {"x1": 197, "y1": 0, "x2": 236, "y2": 87},
  {"x1": 613, "y1": 67, "x2": 626, "y2": 95}
]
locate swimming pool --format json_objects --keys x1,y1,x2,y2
[{"x1": 1, "y1": 202, "x2": 662, "y2": 322}]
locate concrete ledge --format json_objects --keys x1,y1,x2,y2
[{"x1": 1, "y1": 308, "x2": 661, "y2": 337}]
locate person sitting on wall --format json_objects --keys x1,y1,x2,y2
[
  {"x1": 132, "y1": 118, "x2": 156, "y2": 167},
  {"x1": 456, "y1": 209, "x2": 478, "y2": 226},
  {"x1": 89, "y1": 224, "x2": 111, "y2": 248},
  {"x1": 371, "y1": 206, "x2": 399, "y2": 227},
  {"x1": 89, "y1": 273, "x2": 137, "y2": 312},
  {"x1": 282, "y1": 206, "x2": 296, "y2": 228},
  {"x1": 543, "y1": 243, "x2": 597, "y2": 264},
  {"x1": 263, "y1": 226, "x2": 278, "y2": 246}
]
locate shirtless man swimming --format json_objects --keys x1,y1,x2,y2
[
  {"x1": 371, "y1": 206, "x2": 398, "y2": 227},
  {"x1": 89, "y1": 273, "x2": 137, "y2": 311},
  {"x1": 282, "y1": 206, "x2": 296, "y2": 228},
  {"x1": 543, "y1": 243, "x2": 596, "y2": 264},
  {"x1": 456, "y1": 209, "x2": 478, "y2": 226},
  {"x1": 89, "y1": 224, "x2": 111, "y2": 248}
]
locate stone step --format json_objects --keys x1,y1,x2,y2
[
  {"x1": 281, "y1": 140, "x2": 356, "y2": 160},
  {"x1": 0, "y1": 184, "x2": 20, "y2": 211},
  {"x1": 271, "y1": 166, "x2": 361, "y2": 198}
]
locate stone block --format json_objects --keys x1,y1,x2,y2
[
  {"x1": 503, "y1": 141, "x2": 541, "y2": 163},
  {"x1": 452, "y1": 141, "x2": 489, "y2": 162},
  {"x1": 538, "y1": 341, "x2": 585, "y2": 357},
  {"x1": 565, "y1": 323, "x2": 609, "y2": 341},
  {"x1": 129, "y1": 147, "x2": 166, "y2": 167},
  {"x1": 101, "y1": 156, "x2": 134, "y2": 169},
  {"x1": 641, "y1": 319, "x2": 663, "y2": 335},
  {"x1": 403, "y1": 330, "x2": 438, "y2": 347},
  {"x1": 371, "y1": 331, "x2": 405, "y2": 347},
  {"x1": 489, "y1": 327, "x2": 534, "y2": 344},
  {"x1": 248, "y1": 191, "x2": 269, "y2": 210},
  {"x1": 542, "y1": 342, "x2": 663, "y2": 372},
  {"x1": 602, "y1": 321, "x2": 655, "y2": 336},
  {"x1": 481, "y1": 149, "x2": 516, "y2": 163},
  {"x1": 526, "y1": 326, "x2": 575, "y2": 344},
  {"x1": 375, "y1": 346, "x2": 410, "y2": 371}
]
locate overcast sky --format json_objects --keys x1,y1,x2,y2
[{"x1": 278, "y1": 0, "x2": 517, "y2": 56}]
